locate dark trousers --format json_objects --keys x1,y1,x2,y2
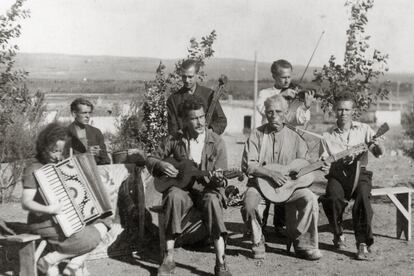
[
  {"x1": 321, "y1": 168, "x2": 374, "y2": 246},
  {"x1": 163, "y1": 187, "x2": 227, "y2": 242}
]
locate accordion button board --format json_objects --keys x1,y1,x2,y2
[{"x1": 34, "y1": 154, "x2": 112, "y2": 238}]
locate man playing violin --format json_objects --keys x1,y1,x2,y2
[
  {"x1": 256, "y1": 59, "x2": 315, "y2": 126},
  {"x1": 241, "y1": 94, "x2": 322, "y2": 261},
  {"x1": 167, "y1": 59, "x2": 227, "y2": 135},
  {"x1": 319, "y1": 92, "x2": 385, "y2": 260},
  {"x1": 146, "y1": 95, "x2": 232, "y2": 276}
]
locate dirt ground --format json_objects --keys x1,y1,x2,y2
[{"x1": 2, "y1": 131, "x2": 414, "y2": 276}]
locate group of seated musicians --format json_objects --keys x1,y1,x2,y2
[
  {"x1": 0, "y1": 57, "x2": 385, "y2": 276},
  {"x1": 149, "y1": 58, "x2": 385, "y2": 276}
]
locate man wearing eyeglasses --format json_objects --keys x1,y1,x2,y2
[{"x1": 67, "y1": 98, "x2": 110, "y2": 165}]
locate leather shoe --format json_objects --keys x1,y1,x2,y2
[
  {"x1": 356, "y1": 243, "x2": 372, "y2": 261},
  {"x1": 214, "y1": 260, "x2": 232, "y2": 276},
  {"x1": 252, "y1": 235, "x2": 266, "y2": 259},
  {"x1": 333, "y1": 234, "x2": 346, "y2": 250},
  {"x1": 157, "y1": 257, "x2": 176, "y2": 276},
  {"x1": 296, "y1": 249, "x2": 323, "y2": 261}
]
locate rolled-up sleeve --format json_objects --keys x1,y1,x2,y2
[
  {"x1": 145, "y1": 136, "x2": 173, "y2": 175},
  {"x1": 241, "y1": 130, "x2": 261, "y2": 176}
]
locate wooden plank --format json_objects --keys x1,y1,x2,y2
[
  {"x1": 396, "y1": 193, "x2": 412, "y2": 241},
  {"x1": 387, "y1": 194, "x2": 410, "y2": 220},
  {"x1": 0, "y1": 234, "x2": 41, "y2": 244},
  {"x1": 19, "y1": 241, "x2": 37, "y2": 276},
  {"x1": 371, "y1": 187, "x2": 414, "y2": 196}
]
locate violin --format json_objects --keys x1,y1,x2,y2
[{"x1": 280, "y1": 82, "x2": 323, "y2": 101}]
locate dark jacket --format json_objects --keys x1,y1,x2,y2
[
  {"x1": 67, "y1": 122, "x2": 110, "y2": 165},
  {"x1": 167, "y1": 84, "x2": 227, "y2": 135},
  {"x1": 146, "y1": 128, "x2": 228, "y2": 204}
]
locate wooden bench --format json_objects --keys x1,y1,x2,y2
[
  {"x1": 0, "y1": 234, "x2": 47, "y2": 276},
  {"x1": 371, "y1": 187, "x2": 414, "y2": 241}
]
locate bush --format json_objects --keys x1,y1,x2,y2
[{"x1": 0, "y1": 0, "x2": 45, "y2": 203}]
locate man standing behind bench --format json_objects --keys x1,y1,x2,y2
[
  {"x1": 147, "y1": 95, "x2": 232, "y2": 276},
  {"x1": 167, "y1": 59, "x2": 227, "y2": 135},
  {"x1": 67, "y1": 98, "x2": 110, "y2": 165},
  {"x1": 319, "y1": 92, "x2": 385, "y2": 260}
]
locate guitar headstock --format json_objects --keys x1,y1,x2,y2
[{"x1": 374, "y1": 123, "x2": 389, "y2": 139}]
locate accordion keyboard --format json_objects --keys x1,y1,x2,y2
[{"x1": 35, "y1": 165, "x2": 84, "y2": 237}]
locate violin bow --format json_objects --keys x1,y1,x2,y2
[{"x1": 298, "y1": 30, "x2": 325, "y2": 83}]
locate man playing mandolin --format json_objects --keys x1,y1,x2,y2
[
  {"x1": 146, "y1": 95, "x2": 232, "y2": 276},
  {"x1": 319, "y1": 92, "x2": 385, "y2": 260},
  {"x1": 167, "y1": 59, "x2": 227, "y2": 135},
  {"x1": 241, "y1": 94, "x2": 322, "y2": 261}
]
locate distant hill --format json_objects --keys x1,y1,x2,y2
[
  {"x1": 14, "y1": 53, "x2": 317, "y2": 81},
  {"x1": 15, "y1": 52, "x2": 414, "y2": 83}
]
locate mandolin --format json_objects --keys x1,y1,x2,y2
[
  {"x1": 257, "y1": 123, "x2": 389, "y2": 203},
  {"x1": 154, "y1": 157, "x2": 243, "y2": 193}
]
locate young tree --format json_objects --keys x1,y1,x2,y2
[
  {"x1": 313, "y1": 0, "x2": 389, "y2": 114},
  {"x1": 0, "y1": 0, "x2": 45, "y2": 203}
]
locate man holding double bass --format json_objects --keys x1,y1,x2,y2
[
  {"x1": 167, "y1": 59, "x2": 227, "y2": 135},
  {"x1": 241, "y1": 94, "x2": 322, "y2": 261},
  {"x1": 146, "y1": 95, "x2": 232, "y2": 276}
]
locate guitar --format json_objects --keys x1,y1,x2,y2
[
  {"x1": 154, "y1": 157, "x2": 243, "y2": 193},
  {"x1": 257, "y1": 123, "x2": 389, "y2": 203},
  {"x1": 205, "y1": 75, "x2": 228, "y2": 127}
]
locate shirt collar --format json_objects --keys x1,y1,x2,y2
[
  {"x1": 333, "y1": 121, "x2": 359, "y2": 133},
  {"x1": 263, "y1": 123, "x2": 285, "y2": 134},
  {"x1": 184, "y1": 127, "x2": 206, "y2": 142}
]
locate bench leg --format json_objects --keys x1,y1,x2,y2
[
  {"x1": 19, "y1": 240, "x2": 37, "y2": 276},
  {"x1": 158, "y1": 212, "x2": 166, "y2": 262},
  {"x1": 396, "y1": 193, "x2": 412, "y2": 241}
]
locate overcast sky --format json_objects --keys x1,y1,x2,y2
[{"x1": 1, "y1": 0, "x2": 413, "y2": 73}]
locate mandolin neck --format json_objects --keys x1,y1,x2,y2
[{"x1": 296, "y1": 143, "x2": 367, "y2": 178}]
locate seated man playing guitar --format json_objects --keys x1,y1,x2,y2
[
  {"x1": 319, "y1": 92, "x2": 385, "y2": 261},
  {"x1": 146, "y1": 95, "x2": 232, "y2": 276},
  {"x1": 241, "y1": 94, "x2": 322, "y2": 261}
]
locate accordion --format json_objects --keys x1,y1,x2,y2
[{"x1": 34, "y1": 154, "x2": 113, "y2": 237}]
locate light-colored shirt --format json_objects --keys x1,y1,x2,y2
[
  {"x1": 242, "y1": 124, "x2": 308, "y2": 176},
  {"x1": 189, "y1": 131, "x2": 206, "y2": 165},
  {"x1": 256, "y1": 86, "x2": 310, "y2": 126},
  {"x1": 319, "y1": 121, "x2": 375, "y2": 167}
]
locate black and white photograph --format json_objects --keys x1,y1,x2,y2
[{"x1": 0, "y1": 0, "x2": 413, "y2": 275}]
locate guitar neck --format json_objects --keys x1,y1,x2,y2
[{"x1": 296, "y1": 143, "x2": 367, "y2": 177}]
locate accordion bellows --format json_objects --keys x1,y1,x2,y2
[{"x1": 34, "y1": 154, "x2": 113, "y2": 237}]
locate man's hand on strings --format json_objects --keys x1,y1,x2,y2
[
  {"x1": 268, "y1": 170, "x2": 287, "y2": 187},
  {"x1": 158, "y1": 161, "x2": 179, "y2": 178}
]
